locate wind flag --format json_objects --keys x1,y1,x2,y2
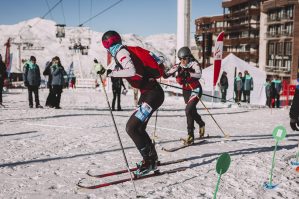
[{"x1": 213, "y1": 31, "x2": 224, "y2": 87}]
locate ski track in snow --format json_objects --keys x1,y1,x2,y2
[{"x1": 0, "y1": 89, "x2": 298, "y2": 199}]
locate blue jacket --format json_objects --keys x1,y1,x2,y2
[
  {"x1": 243, "y1": 75, "x2": 253, "y2": 91},
  {"x1": 50, "y1": 64, "x2": 67, "y2": 86},
  {"x1": 23, "y1": 61, "x2": 41, "y2": 86}
]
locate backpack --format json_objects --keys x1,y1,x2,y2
[{"x1": 126, "y1": 46, "x2": 164, "y2": 78}]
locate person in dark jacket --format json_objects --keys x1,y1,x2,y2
[
  {"x1": 0, "y1": 54, "x2": 7, "y2": 107},
  {"x1": 242, "y1": 70, "x2": 253, "y2": 103},
  {"x1": 50, "y1": 56, "x2": 67, "y2": 109},
  {"x1": 271, "y1": 75, "x2": 282, "y2": 108},
  {"x1": 265, "y1": 78, "x2": 271, "y2": 107},
  {"x1": 219, "y1": 71, "x2": 228, "y2": 102},
  {"x1": 111, "y1": 69, "x2": 126, "y2": 111},
  {"x1": 290, "y1": 73, "x2": 299, "y2": 131},
  {"x1": 43, "y1": 61, "x2": 55, "y2": 107},
  {"x1": 23, "y1": 56, "x2": 43, "y2": 108}
]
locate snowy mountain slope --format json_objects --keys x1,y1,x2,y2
[{"x1": 0, "y1": 18, "x2": 176, "y2": 78}]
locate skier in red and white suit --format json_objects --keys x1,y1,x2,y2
[
  {"x1": 164, "y1": 47, "x2": 205, "y2": 145},
  {"x1": 98, "y1": 30, "x2": 164, "y2": 175}
]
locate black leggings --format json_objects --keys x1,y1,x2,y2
[
  {"x1": 183, "y1": 86, "x2": 204, "y2": 132},
  {"x1": 126, "y1": 84, "x2": 164, "y2": 150}
]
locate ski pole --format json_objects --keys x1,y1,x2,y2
[
  {"x1": 99, "y1": 75, "x2": 138, "y2": 196},
  {"x1": 199, "y1": 99, "x2": 230, "y2": 138},
  {"x1": 159, "y1": 82, "x2": 236, "y2": 103},
  {"x1": 152, "y1": 109, "x2": 159, "y2": 144}
]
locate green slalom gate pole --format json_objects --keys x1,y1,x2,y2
[
  {"x1": 213, "y1": 169, "x2": 222, "y2": 199},
  {"x1": 265, "y1": 126, "x2": 287, "y2": 189},
  {"x1": 269, "y1": 140, "x2": 279, "y2": 185},
  {"x1": 213, "y1": 153, "x2": 231, "y2": 199}
]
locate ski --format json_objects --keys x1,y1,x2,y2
[
  {"x1": 161, "y1": 139, "x2": 207, "y2": 152},
  {"x1": 86, "y1": 158, "x2": 189, "y2": 178},
  {"x1": 77, "y1": 167, "x2": 188, "y2": 189}
]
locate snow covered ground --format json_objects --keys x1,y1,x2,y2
[{"x1": 0, "y1": 88, "x2": 298, "y2": 199}]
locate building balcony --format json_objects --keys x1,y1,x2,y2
[
  {"x1": 267, "y1": 15, "x2": 293, "y2": 24},
  {"x1": 265, "y1": 31, "x2": 293, "y2": 39},
  {"x1": 262, "y1": 0, "x2": 298, "y2": 12},
  {"x1": 224, "y1": 8, "x2": 260, "y2": 18},
  {"x1": 265, "y1": 65, "x2": 291, "y2": 73},
  {"x1": 224, "y1": 37, "x2": 259, "y2": 45},
  {"x1": 223, "y1": 51, "x2": 258, "y2": 60}
]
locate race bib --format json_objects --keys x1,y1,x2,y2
[{"x1": 135, "y1": 102, "x2": 153, "y2": 122}]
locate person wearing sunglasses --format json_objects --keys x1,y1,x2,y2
[
  {"x1": 163, "y1": 46, "x2": 205, "y2": 145},
  {"x1": 98, "y1": 30, "x2": 165, "y2": 176}
]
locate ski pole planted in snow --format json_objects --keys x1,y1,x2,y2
[
  {"x1": 213, "y1": 152, "x2": 231, "y2": 199},
  {"x1": 199, "y1": 99, "x2": 230, "y2": 138},
  {"x1": 290, "y1": 140, "x2": 299, "y2": 166},
  {"x1": 98, "y1": 75, "x2": 139, "y2": 196},
  {"x1": 264, "y1": 126, "x2": 287, "y2": 190}
]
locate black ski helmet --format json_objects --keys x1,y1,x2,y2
[
  {"x1": 177, "y1": 46, "x2": 192, "y2": 59},
  {"x1": 102, "y1": 30, "x2": 122, "y2": 49}
]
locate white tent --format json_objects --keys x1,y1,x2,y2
[{"x1": 201, "y1": 53, "x2": 266, "y2": 105}]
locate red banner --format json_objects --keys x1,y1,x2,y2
[
  {"x1": 213, "y1": 32, "x2": 224, "y2": 87},
  {"x1": 4, "y1": 38, "x2": 11, "y2": 71}
]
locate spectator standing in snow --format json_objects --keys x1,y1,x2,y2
[
  {"x1": 94, "y1": 59, "x2": 104, "y2": 90},
  {"x1": 219, "y1": 71, "x2": 228, "y2": 102},
  {"x1": 234, "y1": 72, "x2": 243, "y2": 102},
  {"x1": 271, "y1": 75, "x2": 282, "y2": 108},
  {"x1": 111, "y1": 69, "x2": 126, "y2": 111},
  {"x1": 242, "y1": 70, "x2": 253, "y2": 103},
  {"x1": 23, "y1": 56, "x2": 43, "y2": 108},
  {"x1": 0, "y1": 54, "x2": 7, "y2": 107},
  {"x1": 265, "y1": 78, "x2": 271, "y2": 107},
  {"x1": 43, "y1": 61, "x2": 55, "y2": 107},
  {"x1": 50, "y1": 56, "x2": 67, "y2": 109}
]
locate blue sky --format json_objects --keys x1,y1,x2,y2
[{"x1": 0, "y1": 0, "x2": 223, "y2": 36}]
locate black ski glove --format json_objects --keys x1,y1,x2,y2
[
  {"x1": 97, "y1": 68, "x2": 112, "y2": 76},
  {"x1": 290, "y1": 118, "x2": 299, "y2": 131}
]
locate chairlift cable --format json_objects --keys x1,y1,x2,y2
[
  {"x1": 89, "y1": 0, "x2": 93, "y2": 28},
  {"x1": 18, "y1": 0, "x2": 64, "y2": 36},
  {"x1": 78, "y1": 0, "x2": 81, "y2": 25},
  {"x1": 79, "y1": 0, "x2": 124, "y2": 27},
  {"x1": 41, "y1": 0, "x2": 64, "y2": 19},
  {"x1": 45, "y1": 0, "x2": 54, "y2": 20},
  {"x1": 60, "y1": 0, "x2": 66, "y2": 24}
]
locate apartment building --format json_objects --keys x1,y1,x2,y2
[
  {"x1": 260, "y1": 0, "x2": 299, "y2": 83},
  {"x1": 222, "y1": 0, "x2": 262, "y2": 67}
]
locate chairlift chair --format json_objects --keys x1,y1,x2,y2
[{"x1": 56, "y1": 24, "x2": 66, "y2": 38}]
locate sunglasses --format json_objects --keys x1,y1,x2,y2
[{"x1": 179, "y1": 57, "x2": 187, "y2": 61}]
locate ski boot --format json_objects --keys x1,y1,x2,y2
[
  {"x1": 181, "y1": 129, "x2": 195, "y2": 145},
  {"x1": 198, "y1": 121, "x2": 205, "y2": 139},
  {"x1": 134, "y1": 144, "x2": 158, "y2": 177},
  {"x1": 182, "y1": 134, "x2": 194, "y2": 146}
]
